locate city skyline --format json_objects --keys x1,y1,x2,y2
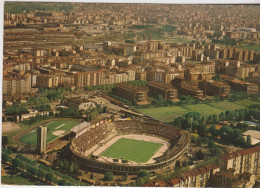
[{"x1": 1, "y1": 2, "x2": 260, "y2": 187}]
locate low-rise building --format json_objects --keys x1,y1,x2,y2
[{"x1": 65, "y1": 97, "x2": 96, "y2": 111}]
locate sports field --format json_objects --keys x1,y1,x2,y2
[
  {"x1": 136, "y1": 100, "x2": 255, "y2": 122},
  {"x1": 233, "y1": 99, "x2": 259, "y2": 107},
  {"x1": 209, "y1": 101, "x2": 245, "y2": 111},
  {"x1": 19, "y1": 120, "x2": 78, "y2": 146},
  {"x1": 137, "y1": 106, "x2": 190, "y2": 122},
  {"x1": 100, "y1": 138, "x2": 163, "y2": 163},
  {"x1": 183, "y1": 104, "x2": 225, "y2": 116}
]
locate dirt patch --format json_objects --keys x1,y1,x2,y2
[
  {"x1": 52, "y1": 130, "x2": 66, "y2": 136},
  {"x1": 2, "y1": 122, "x2": 21, "y2": 133}
]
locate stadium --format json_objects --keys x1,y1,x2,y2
[{"x1": 70, "y1": 118, "x2": 190, "y2": 174}]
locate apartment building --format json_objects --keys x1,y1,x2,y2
[
  {"x1": 145, "y1": 164, "x2": 220, "y2": 187},
  {"x1": 212, "y1": 170, "x2": 255, "y2": 188},
  {"x1": 172, "y1": 77, "x2": 204, "y2": 98},
  {"x1": 147, "y1": 81, "x2": 178, "y2": 101},
  {"x1": 114, "y1": 83, "x2": 149, "y2": 105},
  {"x1": 36, "y1": 75, "x2": 53, "y2": 88},
  {"x1": 199, "y1": 80, "x2": 230, "y2": 97},
  {"x1": 224, "y1": 78, "x2": 259, "y2": 95},
  {"x1": 219, "y1": 145, "x2": 260, "y2": 175},
  {"x1": 3, "y1": 72, "x2": 31, "y2": 95},
  {"x1": 75, "y1": 70, "x2": 106, "y2": 88}
]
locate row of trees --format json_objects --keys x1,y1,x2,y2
[
  {"x1": 23, "y1": 111, "x2": 53, "y2": 125},
  {"x1": 140, "y1": 92, "x2": 259, "y2": 109},
  {"x1": 84, "y1": 80, "x2": 147, "y2": 93},
  {"x1": 85, "y1": 83, "x2": 116, "y2": 92},
  {"x1": 173, "y1": 109, "x2": 253, "y2": 147},
  {"x1": 2, "y1": 150, "x2": 85, "y2": 186},
  {"x1": 5, "y1": 106, "x2": 29, "y2": 122},
  {"x1": 53, "y1": 159, "x2": 79, "y2": 175},
  {"x1": 35, "y1": 105, "x2": 51, "y2": 112}
]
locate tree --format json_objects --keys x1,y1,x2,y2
[
  {"x1": 137, "y1": 170, "x2": 150, "y2": 180},
  {"x1": 124, "y1": 171, "x2": 129, "y2": 181},
  {"x1": 195, "y1": 150, "x2": 205, "y2": 160},
  {"x1": 45, "y1": 172, "x2": 55, "y2": 183},
  {"x1": 103, "y1": 171, "x2": 114, "y2": 181},
  {"x1": 27, "y1": 164, "x2": 38, "y2": 177},
  {"x1": 12, "y1": 158, "x2": 22, "y2": 168},
  {"x1": 175, "y1": 160, "x2": 181, "y2": 169},
  {"x1": 182, "y1": 161, "x2": 188, "y2": 167},
  {"x1": 209, "y1": 125, "x2": 217, "y2": 138},
  {"x1": 136, "y1": 171, "x2": 150, "y2": 185},
  {"x1": 213, "y1": 114, "x2": 219, "y2": 123},
  {"x1": 37, "y1": 168, "x2": 46, "y2": 180},
  {"x1": 197, "y1": 124, "x2": 207, "y2": 136},
  {"x1": 246, "y1": 135, "x2": 251, "y2": 147},
  {"x1": 2, "y1": 153, "x2": 11, "y2": 162},
  {"x1": 58, "y1": 179, "x2": 66, "y2": 186}
]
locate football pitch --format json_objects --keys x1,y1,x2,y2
[
  {"x1": 20, "y1": 120, "x2": 78, "y2": 146},
  {"x1": 100, "y1": 138, "x2": 163, "y2": 163}
]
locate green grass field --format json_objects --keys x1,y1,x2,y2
[
  {"x1": 1, "y1": 175, "x2": 35, "y2": 185},
  {"x1": 233, "y1": 99, "x2": 259, "y2": 107},
  {"x1": 19, "y1": 120, "x2": 78, "y2": 146},
  {"x1": 236, "y1": 45, "x2": 260, "y2": 52},
  {"x1": 136, "y1": 100, "x2": 256, "y2": 122},
  {"x1": 183, "y1": 104, "x2": 225, "y2": 116},
  {"x1": 208, "y1": 101, "x2": 246, "y2": 111},
  {"x1": 100, "y1": 138, "x2": 162, "y2": 163},
  {"x1": 136, "y1": 106, "x2": 190, "y2": 122}
]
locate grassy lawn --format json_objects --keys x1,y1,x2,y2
[
  {"x1": 233, "y1": 99, "x2": 260, "y2": 107},
  {"x1": 100, "y1": 138, "x2": 162, "y2": 163},
  {"x1": 236, "y1": 45, "x2": 260, "y2": 52},
  {"x1": 209, "y1": 101, "x2": 246, "y2": 111},
  {"x1": 136, "y1": 99, "x2": 259, "y2": 122},
  {"x1": 168, "y1": 37, "x2": 193, "y2": 43},
  {"x1": 19, "y1": 120, "x2": 78, "y2": 146},
  {"x1": 1, "y1": 175, "x2": 35, "y2": 185},
  {"x1": 183, "y1": 104, "x2": 225, "y2": 116},
  {"x1": 136, "y1": 106, "x2": 189, "y2": 122}
]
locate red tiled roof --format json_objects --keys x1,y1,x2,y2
[{"x1": 238, "y1": 145, "x2": 260, "y2": 156}]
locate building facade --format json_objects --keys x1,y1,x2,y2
[{"x1": 37, "y1": 126, "x2": 47, "y2": 154}]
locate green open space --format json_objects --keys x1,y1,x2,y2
[
  {"x1": 233, "y1": 99, "x2": 259, "y2": 107},
  {"x1": 1, "y1": 175, "x2": 35, "y2": 185},
  {"x1": 100, "y1": 138, "x2": 162, "y2": 163},
  {"x1": 183, "y1": 104, "x2": 225, "y2": 116},
  {"x1": 19, "y1": 120, "x2": 78, "y2": 146},
  {"x1": 136, "y1": 106, "x2": 189, "y2": 122},
  {"x1": 208, "y1": 101, "x2": 246, "y2": 111},
  {"x1": 136, "y1": 100, "x2": 257, "y2": 122},
  {"x1": 236, "y1": 45, "x2": 260, "y2": 52}
]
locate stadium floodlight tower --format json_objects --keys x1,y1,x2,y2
[{"x1": 37, "y1": 126, "x2": 47, "y2": 154}]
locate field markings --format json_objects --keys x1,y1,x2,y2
[
  {"x1": 55, "y1": 123, "x2": 66, "y2": 130},
  {"x1": 45, "y1": 121, "x2": 54, "y2": 126}
]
